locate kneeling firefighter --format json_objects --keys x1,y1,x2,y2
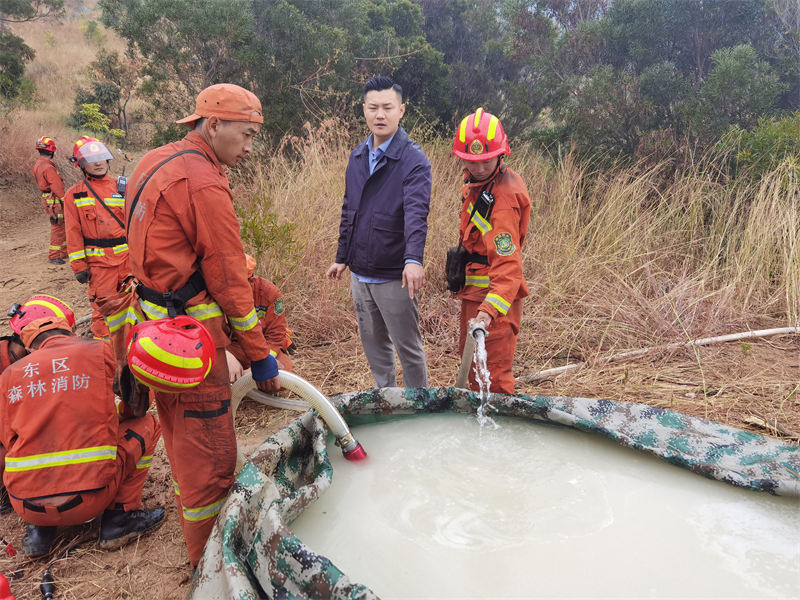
[
  {"x1": 0, "y1": 316, "x2": 163, "y2": 556},
  {"x1": 447, "y1": 108, "x2": 531, "y2": 394}
]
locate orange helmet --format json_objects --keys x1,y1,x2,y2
[
  {"x1": 9, "y1": 295, "x2": 75, "y2": 335},
  {"x1": 35, "y1": 136, "x2": 56, "y2": 153},
  {"x1": 452, "y1": 107, "x2": 510, "y2": 161},
  {"x1": 71, "y1": 136, "x2": 113, "y2": 167},
  {"x1": 126, "y1": 316, "x2": 215, "y2": 393}
]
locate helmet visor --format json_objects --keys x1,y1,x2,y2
[{"x1": 76, "y1": 141, "x2": 114, "y2": 166}]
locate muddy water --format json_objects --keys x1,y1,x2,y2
[{"x1": 290, "y1": 413, "x2": 799, "y2": 599}]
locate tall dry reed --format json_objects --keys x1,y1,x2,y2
[{"x1": 237, "y1": 123, "x2": 799, "y2": 378}]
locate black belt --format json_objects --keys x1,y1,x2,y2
[
  {"x1": 83, "y1": 236, "x2": 127, "y2": 248},
  {"x1": 465, "y1": 252, "x2": 488, "y2": 265},
  {"x1": 136, "y1": 270, "x2": 207, "y2": 318},
  {"x1": 23, "y1": 494, "x2": 83, "y2": 513}
]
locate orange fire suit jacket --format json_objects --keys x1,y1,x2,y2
[
  {"x1": 228, "y1": 276, "x2": 291, "y2": 368},
  {"x1": 0, "y1": 336, "x2": 118, "y2": 500},
  {"x1": 126, "y1": 131, "x2": 269, "y2": 361},
  {"x1": 456, "y1": 161, "x2": 531, "y2": 319},
  {"x1": 64, "y1": 175, "x2": 129, "y2": 275},
  {"x1": 1, "y1": 338, "x2": 20, "y2": 374},
  {"x1": 32, "y1": 157, "x2": 66, "y2": 218}
]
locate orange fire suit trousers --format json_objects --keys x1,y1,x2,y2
[
  {"x1": 459, "y1": 298, "x2": 523, "y2": 394},
  {"x1": 154, "y1": 347, "x2": 234, "y2": 567},
  {"x1": 11, "y1": 414, "x2": 160, "y2": 527},
  {"x1": 48, "y1": 220, "x2": 66, "y2": 260},
  {"x1": 87, "y1": 264, "x2": 130, "y2": 339}
]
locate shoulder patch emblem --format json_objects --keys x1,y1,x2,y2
[
  {"x1": 273, "y1": 298, "x2": 285, "y2": 315},
  {"x1": 493, "y1": 232, "x2": 515, "y2": 256}
]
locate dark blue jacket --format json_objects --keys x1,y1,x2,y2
[{"x1": 335, "y1": 126, "x2": 431, "y2": 279}]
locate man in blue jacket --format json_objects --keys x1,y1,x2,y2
[{"x1": 326, "y1": 76, "x2": 431, "y2": 388}]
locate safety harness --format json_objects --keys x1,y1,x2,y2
[{"x1": 126, "y1": 149, "x2": 211, "y2": 318}]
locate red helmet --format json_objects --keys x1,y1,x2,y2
[
  {"x1": 71, "y1": 136, "x2": 113, "y2": 167},
  {"x1": 9, "y1": 295, "x2": 75, "y2": 334},
  {"x1": 126, "y1": 316, "x2": 215, "y2": 393},
  {"x1": 452, "y1": 107, "x2": 510, "y2": 161},
  {"x1": 35, "y1": 136, "x2": 56, "y2": 153}
]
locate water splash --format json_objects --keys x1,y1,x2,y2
[{"x1": 473, "y1": 332, "x2": 499, "y2": 429}]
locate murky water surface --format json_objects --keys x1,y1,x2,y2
[{"x1": 291, "y1": 413, "x2": 800, "y2": 599}]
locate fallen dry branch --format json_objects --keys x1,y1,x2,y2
[
  {"x1": 518, "y1": 327, "x2": 800, "y2": 383},
  {"x1": 745, "y1": 411, "x2": 800, "y2": 440}
]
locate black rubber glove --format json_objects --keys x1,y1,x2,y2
[{"x1": 75, "y1": 270, "x2": 91, "y2": 284}]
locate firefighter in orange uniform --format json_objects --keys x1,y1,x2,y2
[
  {"x1": 226, "y1": 254, "x2": 294, "y2": 381},
  {"x1": 449, "y1": 108, "x2": 531, "y2": 394},
  {"x1": 0, "y1": 316, "x2": 164, "y2": 556},
  {"x1": 32, "y1": 137, "x2": 67, "y2": 264},
  {"x1": 64, "y1": 137, "x2": 130, "y2": 340},
  {"x1": 1, "y1": 295, "x2": 76, "y2": 514},
  {"x1": 122, "y1": 83, "x2": 279, "y2": 567}
]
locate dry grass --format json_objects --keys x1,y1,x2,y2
[
  {"x1": 0, "y1": 5, "x2": 127, "y2": 183},
  {"x1": 232, "y1": 121, "x2": 799, "y2": 437}
]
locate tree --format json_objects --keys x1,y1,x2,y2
[
  {"x1": 0, "y1": 0, "x2": 63, "y2": 100},
  {"x1": 684, "y1": 44, "x2": 787, "y2": 139}
]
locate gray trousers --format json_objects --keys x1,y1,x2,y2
[{"x1": 350, "y1": 274, "x2": 428, "y2": 388}]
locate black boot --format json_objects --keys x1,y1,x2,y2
[
  {"x1": 99, "y1": 506, "x2": 165, "y2": 550},
  {"x1": 21, "y1": 524, "x2": 57, "y2": 556},
  {"x1": 0, "y1": 485, "x2": 11, "y2": 515}
]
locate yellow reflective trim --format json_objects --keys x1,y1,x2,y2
[
  {"x1": 186, "y1": 302, "x2": 223, "y2": 321},
  {"x1": 138, "y1": 336, "x2": 203, "y2": 369},
  {"x1": 182, "y1": 497, "x2": 226, "y2": 522},
  {"x1": 25, "y1": 298, "x2": 67, "y2": 319},
  {"x1": 465, "y1": 276, "x2": 490, "y2": 288},
  {"x1": 139, "y1": 299, "x2": 168, "y2": 320},
  {"x1": 85, "y1": 247, "x2": 105, "y2": 257},
  {"x1": 458, "y1": 117, "x2": 468, "y2": 144},
  {"x1": 485, "y1": 293, "x2": 510, "y2": 315},
  {"x1": 104, "y1": 198, "x2": 125, "y2": 207},
  {"x1": 136, "y1": 455, "x2": 153, "y2": 469},
  {"x1": 473, "y1": 107, "x2": 483, "y2": 129},
  {"x1": 74, "y1": 198, "x2": 96, "y2": 207},
  {"x1": 130, "y1": 363, "x2": 199, "y2": 389},
  {"x1": 5, "y1": 446, "x2": 117, "y2": 471},
  {"x1": 229, "y1": 308, "x2": 258, "y2": 331},
  {"x1": 487, "y1": 116, "x2": 498, "y2": 141},
  {"x1": 69, "y1": 250, "x2": 86, "y2": 262},
  {"x1": 172, "y1": 480, "x2": 180, "y2": 495},
  {"x1": 467, "y1": 204, "x2": 492, "y2": 235},
  {"x1": 112, "y1": 243, "x2": 128, "y2": 254},
  {"x1": 105, "y1": 306, "x2": 142, "y2": 333}
]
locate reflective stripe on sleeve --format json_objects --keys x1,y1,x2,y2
[
  {"x1": 5, "y1": 446, "x2": 117, "y2": 472},
  {"x1": 136, "y1": 455, "x2": 153, "y2": 469},
  {"x1": 105, "y1": 305, "x2": 143, "y2": 333},
  {"x1": 69, "y1": 250, "x2": 87, "y2": 262},
  {"x1": 485, "y1": 293, "x2": 511, "y2": 315},
  {"x1": 465, "y1": 275, "x2": 490, "y2": 288},
  {"x1": 186, "y1": 302, "x2": 223, "y2": 321},
  {"x1": 74, "y1": 198, "x2": 96, "y2": 207},
  {"x1": 228, "y1": 308, "x2": 258, "y2": 331}
]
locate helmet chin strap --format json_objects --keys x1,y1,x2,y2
[
  {"x1": 82, "y1": 165, "x2": 108, "y2": 180},
  {"x1": 469, "y1": 157, "x2": 503, "y2": 183}
]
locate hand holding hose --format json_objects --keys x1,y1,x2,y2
[
  {"x1": 469, "y1": 310, "x2": 492, "y2": 329},
  {"x1": 251, "y1": 353, "x2": 280, "y2": 393}
]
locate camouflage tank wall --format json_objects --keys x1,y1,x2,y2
[{"x1": 189, "y1": 387, "x2": 800, "y2": 599}]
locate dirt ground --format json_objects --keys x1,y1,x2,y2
[{"x1": 1, "y1": 187, "x2": 798, "y2": 599}]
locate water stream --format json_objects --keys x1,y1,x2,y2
[{"x1": 473, "y1": 331, "x2": 499, "y2": 429}]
